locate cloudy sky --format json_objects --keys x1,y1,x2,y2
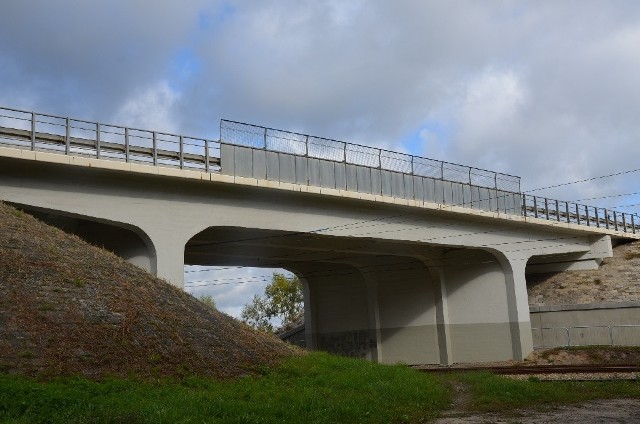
[{"x1": 2, "y1": 1, "x2": 639, "y2": 317}]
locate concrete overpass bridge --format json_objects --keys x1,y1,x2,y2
[{"x1": 0, "y1": 106, "x2": 638, "y2": 365}]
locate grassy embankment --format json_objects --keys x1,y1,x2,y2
[{"x1": 2, "y1": 352, "x2": 640, "y2": 423}]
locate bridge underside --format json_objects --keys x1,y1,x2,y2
[
  {"x1": 186, "y1": 227, "x2": 524, "y2": 365},
  {"x1": 2, "y1": 153, "x2": 622, "y2": 365}
]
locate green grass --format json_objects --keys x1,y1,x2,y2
[
  {"x1": 2, "y1": 356, "x2": 640, "y2": 423},
  {"x1": 0, "y1": 352, "x2": 448, "y2": 424},
  {"x1": 442, "y1": 371, "x2": 640, "y2": 412}
]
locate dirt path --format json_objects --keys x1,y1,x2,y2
[{"x1": 433, "y1": 398, "x2": 640, "y2": 423}]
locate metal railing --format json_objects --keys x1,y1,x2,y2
[
  {"x1": 0, "y1": 106, "x2": 221, "y2": 172},
  {"x1": 220, "y1": 119, "x2": 522, "y2": 192},
  {"x1": 532, "y1": 325, "x2": 640, "y2": 349},
  {"x1": 522, "y1": 193, "x2": 638, "y2": 234}
]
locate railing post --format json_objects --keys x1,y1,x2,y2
[
  {"x1": 343, "y1": 142, "x2": 347, "y2": 163},
  {"x1": 522, "y1": 195, "x2": 527, "y2": 217},
  {"x1": 533, "y1": 196, "x2": 538, "y2": 218},
  {"x1": 622, "y1": 213, "x2": 627, "y2": 232},
  {"x1": 604, "y1": 209, "x2": 609, "y2": 229},
  {"x1": 468, "y1": 168, "x2": 472, "y2": 185},
  {"x1": 263, "y1": 127, "x2": 267, "y2": 149},
  {"x1": 632, "y1": 214, "x2": 636, "y2": 234},
  {"x1": 594, "y1": 208, "x2": 599, "y2": 228},
  {"x1": 30, "y1": 112, "x2": 36, "y2": 151},
  {"x1": 153, "y1": 131, "x2": 158, "y2": 166},
  {"x1": 544, "y1": 198, "x2": 549, "y2": 220},
  {"x1": 96, "y1": 122, "x2": 101, "y2": 159},
  {"x1": 565, "y1": 202, "x2": 570, "y2": 224},
  {"x1": 613, "y1": 211, "x2": 618, "y2": 231},
  {"x1": 65, "y1": 117, "x2": 70, "y2": 155},
  {"x1": 575, "y1": 204, "x2": 580, "y2": 225},
  {"x1": 305, "y1": 135, "x2": 309, "y2": 157},
  {"x1": 555, "y1": 199, "x2": 560, "y2": 221},
  {"x1": 124, "y1": 127, "x2": 130, "y2": 162},
  {"x1": 585, "y1": 205, "x2": 590, "y2": 226},
  {"x1": 179, "y1": 135, "x2": 184, "y2": 169},
  {"x1": 204, "y1": 140, "x2": 210, "y2": 172},
  {"x1": 411, "y1": 155, "x2": 414, "y2": 175}
]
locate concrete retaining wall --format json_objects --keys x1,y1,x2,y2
[{"x1": 530, "y1": 302, "x2": 640, "y2": 348}]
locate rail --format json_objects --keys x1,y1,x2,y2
[
  {"x1": 0, "y1": 106, "x2": 638, "y2": 234},
  {"x1": 532, "y1": 325, "x2": 640, "y2": 349}
]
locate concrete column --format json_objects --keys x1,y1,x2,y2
[
  {"x1": 365, "y1": 280, "x2": 382, "y2": 362},
  {"x1": 357, "y1": 256, "x2": 439, "y2": 365},
  {"x1": 299, "y1": 277, "x2": 317, "y2": 350},
  {"x1": 498, "y1": 253, "x2": 534, "y2": 360},
  {"x1": 427, "y1": 266, "x2": 453, "y2": 366},
  {"x1": 292, "y1": 262, "x2": 374, "y2": 359},
  {"x1": 145, "y1": 230, "x2": 189, "y2": 288}
]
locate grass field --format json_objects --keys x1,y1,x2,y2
[{"x1": 1, "y1": 353, "x2": 639, "y2": 424}]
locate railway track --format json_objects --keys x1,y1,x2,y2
[{"x1": 416, "y1": 364, "x2": 640, "y2": 375}]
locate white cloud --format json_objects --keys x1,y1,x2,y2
[
  {"x1": 2, "y1": 1, "x2": 640, "y2": 308},
  {"x1": 113, "y1": 81, "x2": 180, "y2": 133}
]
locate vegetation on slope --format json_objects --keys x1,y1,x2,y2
[
  {"x1": 527, "y1": 240, "x2": 640, "y2": 306},
  {"x1": 0, "y1": 202, "x2": 297, "y2": 379}
]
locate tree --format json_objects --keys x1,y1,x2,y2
[
  {"x1": 241, "y1": 272, "x2": 303, "y2": 333},
  {"x1": 198, "y1": 294, "x2": 216, "y2": 310}
]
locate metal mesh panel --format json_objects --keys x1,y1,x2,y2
[
  {"x1": 346, "y1": 144, "x2": 379, "y2": 167},
  {"x1": 413, "y1": 157, "x2": 442, "y2": 179},
  {"x1": 496, "y1": 173, "x2": 521, "y2": 192},
  {"x1": 380, "y1": 150, "x2": 412, "y2": 173},
  {"x1": 308, "y1": 136, "x2": 345, "y2": 161},
  {"x1": 266, "y1": 129, "x2": 306, "y2": 155},
  {"x1": 219, "y1": 119, "x2": 523, "y2": 192},
  {"x1": 470, "y1": 168, "x2": 495, "y2": 189},
  {"x1": 220, "y1": 120, "x2": 265, "y2": 148},
  {"x1": 442, "y1": 162, "x2": 470, "y2": 185}
]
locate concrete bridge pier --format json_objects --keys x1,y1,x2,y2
[{"x1": 290, "y1": 250, "x2": 534, "y2": 365}]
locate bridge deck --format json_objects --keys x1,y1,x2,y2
[{"x1": 0, "y1": 105, "x2": 637, "y2": 237}]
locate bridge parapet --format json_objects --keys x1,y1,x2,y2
[{"x1": 0, "y1": 105, "x2": 637, "y2": 235}]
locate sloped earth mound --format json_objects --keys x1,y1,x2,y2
[
  {"x1": 0, "y1": 202, "x2": 298, "y2": 379},
  {"x1": 527, "y1": 240, "x2": 640, "y2": 306}
]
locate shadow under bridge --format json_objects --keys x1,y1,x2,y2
[{"x1": 185, "y1": 227, "x2": 517, "y2": 365}]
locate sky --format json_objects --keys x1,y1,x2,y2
[{"x1": 2, "y1": 1, "x2": 639, "y2": 318}]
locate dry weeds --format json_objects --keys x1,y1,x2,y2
[{"x1": 0, "y1": 202, "x2": 299, "y2": 380}]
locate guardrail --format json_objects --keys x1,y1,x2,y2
[
  {"x1": 532, "y1": 325, "x2": 640, "y2": 349},
  {"x1": 0, "y1": 106, "x2": 221, "y2": 172},
  {"x1": 522, "y1": 194, "x2": 638, "y2": 234},
  {"x1": 220, "y1": 119, "x2": 521, "y2": 192}
]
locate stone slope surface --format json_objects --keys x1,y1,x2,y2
[
  {"x1": 0, "y1": 202, "x2": 297, "y2": 379},
  {"x1": 527, "y1": 240, "x2": 640, "y2": 306}
]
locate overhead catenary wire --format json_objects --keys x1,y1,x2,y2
[
  {"x1": 525, "y1": 167, "x2": 640, "y2": 193},
  {"x1": 184, "y1": 165, "x2": 640, "y2": 288}
]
